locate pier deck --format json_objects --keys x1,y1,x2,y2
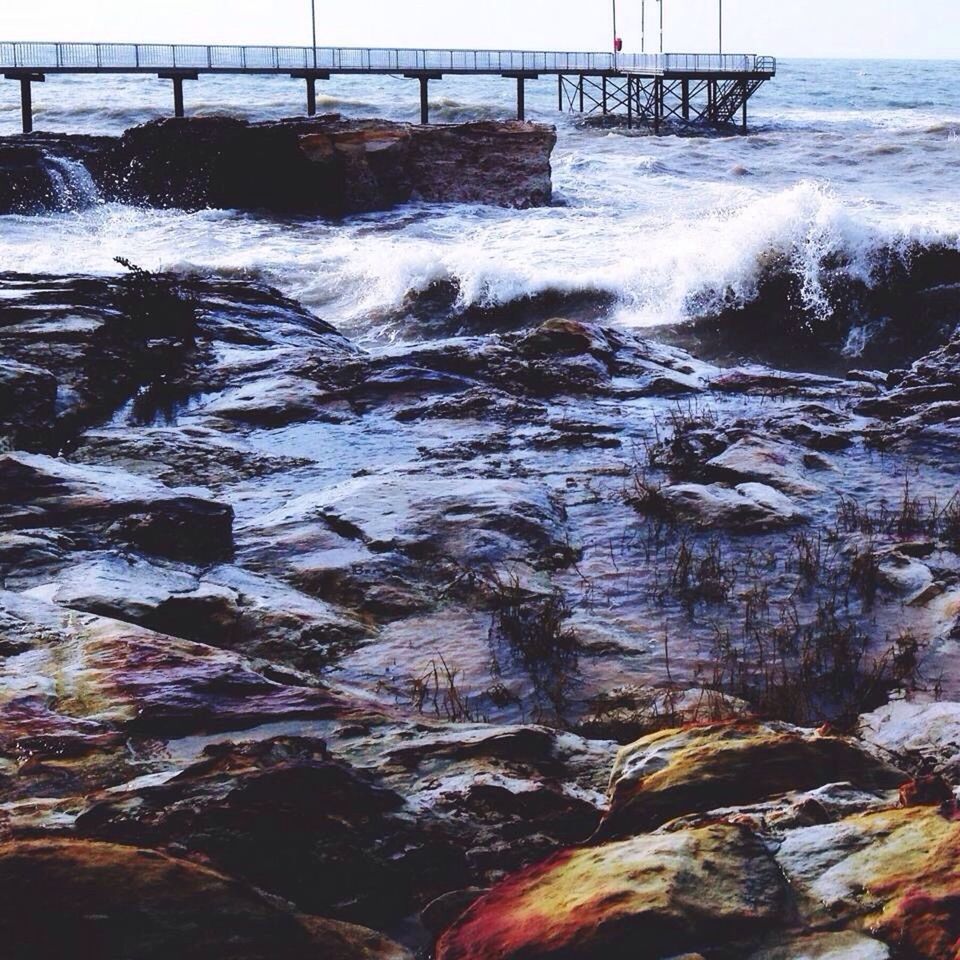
[{"x1": 1, "y1": 43, "x2": 776, "y2": 132}]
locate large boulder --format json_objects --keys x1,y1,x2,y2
[
  {"x1": 103, "y1": 116, "x2": 555, "y2": 214},
  {"x1": 775, "y1": 805, "x2": 960, "y2": 960},
  {"x1": 598, "y1": 721, "x2": 907, "y2": 838},
  {"x1": 435, "y1": 822, "x2": 787, "y2": 960},
  {"x1": 0, "y1": 837, "x2": 411, "y2": 960}
]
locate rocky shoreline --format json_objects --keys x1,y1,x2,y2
[
  {"x1": 1, "y1": 262, "x2": 960, "y2": 958},
  {"x1": 0, "y1": 116, "x2": 557, "y2": 215}
]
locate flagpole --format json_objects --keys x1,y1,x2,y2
[{"x1": 311, "y1": 0, "x2": 317, "y2": 69}]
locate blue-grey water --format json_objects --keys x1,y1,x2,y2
[{"x1": 1, "y1": 59, "x2": 959, "y2": 341}]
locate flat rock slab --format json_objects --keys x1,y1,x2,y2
[{"x1": 0, "y1": 452, "x2": 233, "y2": 564}]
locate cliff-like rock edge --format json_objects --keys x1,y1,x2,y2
[{"x1": 0, "y1": 116, "x2": 557, "y2": 215}]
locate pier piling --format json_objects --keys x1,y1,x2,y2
[
  {"x1": 291, "y1": 71, "x2": 330, "y2": 117},
  {"x1": 4, "y1": 72, "x2": 44, "y2": 133},
  {"x1": 158, "y1": 71, "x2": 198, "y2": 118}
]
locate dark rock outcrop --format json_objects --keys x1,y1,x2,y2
[
  {"x1": 0, "y1": 116, "x2": 556, "y2": 215},
  {"x1": 0, "y1": 838, "x2": 412, "y2": 960}
]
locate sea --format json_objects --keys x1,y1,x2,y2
[{"x1": 2, "y1": 58, "x2": 960, "y2": 345}]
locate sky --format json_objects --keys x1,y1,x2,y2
[{"x1": 2, "y1": 0, "x2": 959, "y2": 60}]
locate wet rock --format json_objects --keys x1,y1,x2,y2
[
  {"x1": 0, "y1": 360, "x2": 56, "y2": 441},
  {"x1": 745, "y1": 931, "x2": 891, "y2": 960},
  {"x1": 74, "y1": 736, "x2": 439, "y2": 927},
  {"x1": 577, "y1": 685, "x2": 751, "y2": 743},
  {"x1": 99, "y1": 116, "x2": 556, "y2": 213},
  {"x1": 0, "y1": 590, "x2": 352, "y2": 741},
  {"x1": 859, "y1": 700, "x2": 960, "y2": 783},
  {"x1": 661, "y1": 481, "x2": 807, "y2": 530},
  {"x1": 25, "y1": 555, "x2": 366, "y2": 671},
  {"x1": 0, "y1": 837, "x2": 412, "y2": 960},
  {"x1": 876, "y1": 551, "x2": 934, "y2": 596},
  {"x1": 435, "y1": 822, "x2": 787, "y2": 960},
  {"x1": 705, "y1": 437, "x2": 826, "y2": 496},
  {"x1": 0, "y1": 453, "x2": 233, "y2": 564},
  {"x1": 71, "y1": 425, "x2": 312, "y2": 488},
  {"x1": 762, "y1": 403, "x2": 857, "y2": 452},
  {"x1": 0, "y1": 145, "x2": 61, "y2": 214},
  {"x1": 599, "y1": 721, "x2": 907, "y2": 838},
  {"x1": 775, "y1": 805, "x2": 960, "y2": 959},
  {"x1": 711, "y1": 367, "x2": 849, "y2": 396}
]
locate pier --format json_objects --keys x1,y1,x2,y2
[{"x1": 1, "y1": 42, "x2": 775, "y2": 133}]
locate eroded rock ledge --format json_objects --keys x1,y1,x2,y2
[{"x1": 0, "y1": 115, "x2": 557, "y2": 215}]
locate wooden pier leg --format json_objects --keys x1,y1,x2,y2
[
  {"x1": 741, "y1": 79, "x2": 748, "y2": 133},
  {"x1": 579, "y1": 75, "x2": 584, "y2": 112},
  {"x1": 558, "y1": 75, "x2": 563, "y2": 112},
  {"x1": 517, "y1": 75, "x2": 525, "y2": 121},
  {"x1": 627, "y1": 77, "x2": 633, "y2": 129},
  {"x1": 602, "y1": 75, "x2": 608, "y2": 116},
  {"x1": 682, "y1": 78, "x2": 690, "y2": 122},
  {"x1": 419, "y1": 76, "x2": 429, "y2": 124},
  {"x1": 306, "y1": 76, "x2": 316, "y2": 116}
]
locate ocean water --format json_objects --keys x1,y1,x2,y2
[{"x1": 1, "y1": 58, "x2": 960, "y2": 343}]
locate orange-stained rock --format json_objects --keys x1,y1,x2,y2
[
  {"x1": 0, "y1": 837, "x2": 412, "y2": 959},
  {"x1": 435, "y1": 822, "x2": 786, "y2": 960},
  {"x1": 899, "y1": 774, "x2": 954, "y2": 807},
  {"x1": 599, "y1": 721, "x2": 907, "y2": 837},
  {"x1": 775, "y1": 805, "x2": 960, "y2": 960}
]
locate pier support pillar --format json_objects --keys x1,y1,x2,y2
[
  {"x1": 4, "y1": 73, "x2": 44, "y2": 134},
  {"x1": 291, "y1": 71, "x2": 330, "y2": 117},
  {"x1": 419, "y1": 76, "x2": 429, "y2": 124},
  {"x1": 502, "y1": 73, "x2": 538, "y2": 122},
  {"x1": 626, "y1": 76, "x2": 633, "y2": 129},
  {"x1": 681, "y1": 78, "x2": 690, "y2": 121},
  {"x1": 404, "y1": 73, "x2": 442, "y2": 124},
  {"x1": 741, "y1": 79, "x2": 748, "y2": 133},
  {"x1": 558, "y1": 75, "x2": 563, "y2": 112},
  {"x1": 602, "y1": 75, "x2": 608, "y2": 116},
  {"x1": 158, "y1": 71, "x2": 198, "y2": 118}
]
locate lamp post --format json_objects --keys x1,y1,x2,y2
[
  {"x1": 719, "y1": 0, "x2": 723, "y2": 54},
  {"x1": 641, "y1": 0, "x2": 645, "y2": 54},
  {"x1": 612, "y1": 0, "x2": 618, "y2": 68},
  {"x1": 659, "y1": 0, "x2": 663, "y2": 54},
  {"x1": 311, "y1": 0, "x2": 317, "y2": 68}
]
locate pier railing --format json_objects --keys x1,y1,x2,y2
[{"x1": 0, "y1": 42, "x2": 776, "y2": 76}]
